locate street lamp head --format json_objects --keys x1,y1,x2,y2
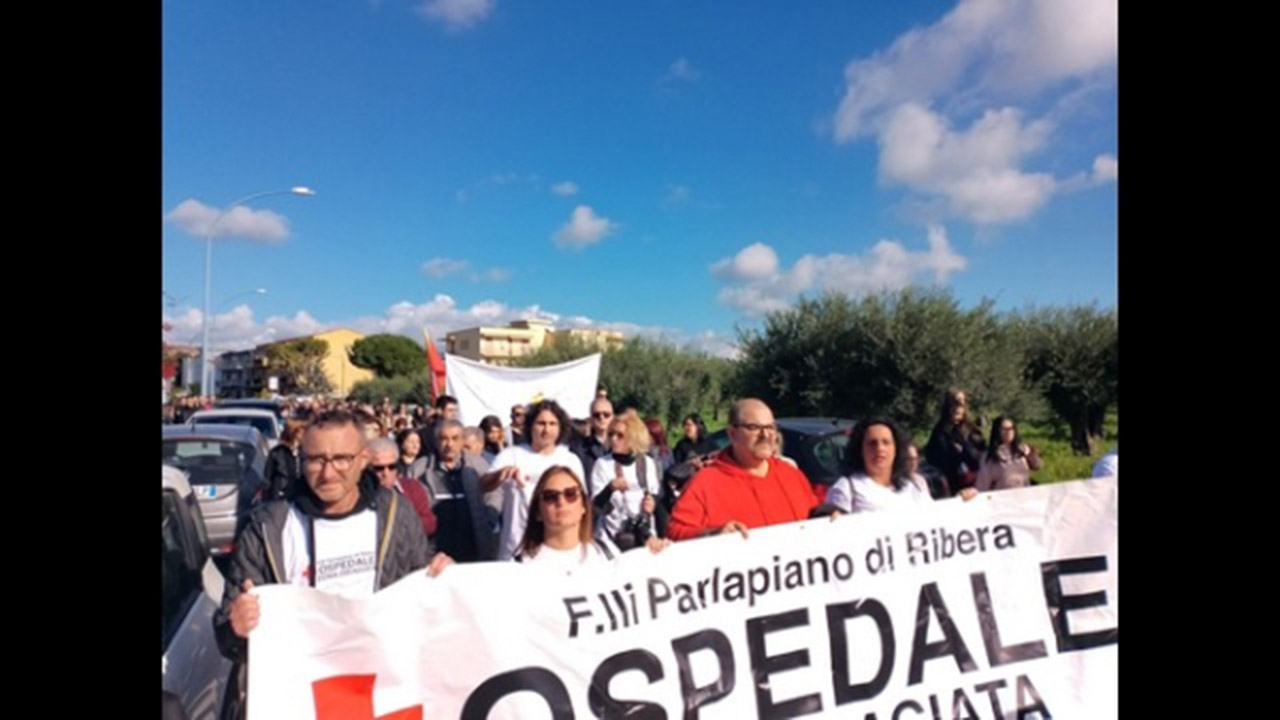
[{"x1": 291, "y1": 186, "x2": 317, "y2": 196}]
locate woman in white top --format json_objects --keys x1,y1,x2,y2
[
  {"x1": 517, "y1": 465, "x2": 671, "y2": 575},
  {"x1": 481, "y1": 400, "x2": 587, "y2": 560},
  {"x1": 515, "y1": 465, "x2": 619, "y2": 575},
  {"x1": 591, "y1": 411, "x2": 667, "y2": 550},
  {"x1": 827, "y1": 417, "x2": 937, "y2": 513}
]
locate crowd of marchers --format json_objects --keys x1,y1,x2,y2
[{"x1": 170, "y1": 388, "x2": 1115, "y2": 720}]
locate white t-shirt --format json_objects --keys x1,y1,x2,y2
[
  {"x1": 827, "y1": 473, "x2": 934, "y2": 514},
  {"x1": 281, "y1": 506, "x2": 379, "y2": 598},
  {"x1": 493, "y1": 444, "x2": 586, "y2": 560},
  {"x1": 518, "y1": 539, "x2": 616, "y2": 577},
  {"x1": 590, "y1": 456, "x2": 663, "y2": 540}
]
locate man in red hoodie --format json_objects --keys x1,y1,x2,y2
[{"x1": 667, "y1": 399, "x2": 826, "y2": 540}]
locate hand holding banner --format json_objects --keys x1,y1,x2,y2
[{"x1": 249, "y1": 478, "x2": 1117, "y2": 719}]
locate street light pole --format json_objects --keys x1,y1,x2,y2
[{"x1": 200, "y1": 187, "x2": 314, "y2": 397}]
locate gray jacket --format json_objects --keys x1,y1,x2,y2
[{"x1": 213, "y1": 487, "x2": 433, "y2": 663}]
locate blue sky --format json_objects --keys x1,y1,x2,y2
[{"x1": 162, "y1": 0, "x2": 1117, "y2": 358}]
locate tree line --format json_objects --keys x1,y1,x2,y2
[{"x1": 342, "y1": 289, "x2": 1117, "y2": 455}]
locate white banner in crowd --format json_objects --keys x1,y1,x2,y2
[
  {"x1": 445, "y1": 352, "x2": 602, "y2": 426},
  {"x1": 249, "y1": 477, "x2": 1118, "y2": 720}
]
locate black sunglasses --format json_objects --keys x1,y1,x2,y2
[
  {"x1": 370, "y1": 463, "x2": 398, "y2": 473},
  {"x1": 539, "y1": 487, "x2": 581, "y2": 505}
]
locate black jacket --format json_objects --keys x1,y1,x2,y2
[
  {"x1": 924, "y1": 421, "x2": 986, "y2": 492},
  {"x1": 213, "y1": 485, "x2": 434, "y2": 720},
  {"x1": 214, "y1": 486, "x2": 434, "y2": 662},
  {"x1": 262, "y1": 445, "x2": 299, "y2": 501},
  {"x1": 673, "y1": 437, "x2": 717, "y2": 465}
]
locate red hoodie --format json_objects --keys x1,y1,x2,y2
[{"x1": 666, "y1": 451, "x2": 818, "y2": 540}]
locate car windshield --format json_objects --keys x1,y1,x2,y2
[
  {"x1": 196, "y1": 415, "x2": 277, "y2": 439},
  {"x1": 811, "y1": 433, "x2": 850, "y2": 476},
  {"x1": 163, "y1": 439, "x2": 253, "y2": 485}
]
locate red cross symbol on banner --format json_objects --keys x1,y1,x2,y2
[{"x1": 312, "y1": 674, "x2": 422, "y2": 720}]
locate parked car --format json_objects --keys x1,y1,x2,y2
[
  {"x1": 706, "y1": 417, "x2": 855, "y2": 488},
  {"x1": 188, "y1": 408, "x2": 281, "y2": 448},
  {"x1": 161, "y1": 424, "x2": 268, "y2": 555},
  {"x1": 216, "y1": 398, "x2": 286, "y2": 425},
  {"x1": 163, "y1": 464, "x2": 232, "y2": 720}
]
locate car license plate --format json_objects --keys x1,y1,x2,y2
[{"x1": 194, "y1": 485, "x2": 218, "y2": 499}]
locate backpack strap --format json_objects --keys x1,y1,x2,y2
[
  {"x1": 376, "y1": 492, "x2": 398, "y2": 581},
  {"x1": 594, "y1": 538, "x2": 615, "y2": 560},
  {"x1": 636, "y1": 454, "x2": 649, "y2": 495}
]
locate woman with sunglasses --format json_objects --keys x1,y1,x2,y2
[
  {"x1": 590, "y1": 411, "x2": 669, "y2": 551},
  {"x1": 482, "y1": 400, "x2": 587, "y2": 560},
  {"x1": 975, "y1": 416, "x2": 1041, "y2": 491},
  {"x1": 516, "y1": 465, "x2": 668, "y2": 574}
]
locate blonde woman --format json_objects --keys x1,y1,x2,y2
[{"x1": 590, "y1": 411, "x2": 671, "y2": 551}]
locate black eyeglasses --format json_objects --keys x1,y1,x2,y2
[
  {"x1": 539, "y1": 487, "x2": 582, "y2": 505},
  {"x1": 370, "y1": 463, "x2": 398, "y2": 473},
  {"x1": 733, "y1": 422, "x2": 777, "y2": 434}
]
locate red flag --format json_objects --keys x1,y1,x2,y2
[{"x1": 422, "y1": 329, "x2": 446, "y2": 400}]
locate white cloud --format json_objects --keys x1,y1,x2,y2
[
  {"x1": 664, "y1": 184, "x2": 692, "y2": 205},
  {"x1": 416, "y1": 0, "x2": 494, "y2": 31},
  {"x1": 164, "y1": 199, "x2": 290, "y2": 242},
  {"x1": 553, "y1": 205, "x2": 619, "y2": 249},
  {"x1": 552, "y1": 181, "x2": 579, "y2": 196},
  {"x1": 1092, "y1": 154, "x2": 1118, "y2": 183},
  {"x1": 472, "y1": 267, "x2": 513, "y2": 283},
  {"x1": 710, "y1": 242, "x2": 779, "y2": 281},
  {"x1": 667, "y1": 57, "x2": 699, "y2": 82},
  {"x1": 830, "y1": 0, "x2": 1117, "y2": 226},
  {"x1": 833, "y1": 0, "x2": 1117, "y2": 141},
  {"x1": 422, "y1": 258, "x2": 470, "y2": 278},
  {"x1": 162, "y1": 294, "x2": 738, "y2": 361},
  {"x1": 711, "y1": 227, "x2": 967, "y2": 316}
]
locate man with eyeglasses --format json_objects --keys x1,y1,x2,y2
[
  {"x1": 213, "y1": 410, "x2": 452, "y2": 720},
  {"x1": 667, "y1": 398, "x2": 827, "y2": 540},
  {"x1": 572, "y1": 397, "x2": 614, "y2": 480}
]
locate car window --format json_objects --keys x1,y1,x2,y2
[
  {"x1": 812, "y1": 433, "x2": 850, "y2": 476},
  {"x1": 197, "y1": 415, "x2": 277, "y2": 439},
  {"x1": 162, "y1": 440, "x2": 253, "y2": 485},
  {"x1": 162, "y1": 489, "x2": 202, "y2": 654}
]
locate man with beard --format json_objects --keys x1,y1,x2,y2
[{"x1": 666, "y1": 398, "x2": 826, "y2": 540}]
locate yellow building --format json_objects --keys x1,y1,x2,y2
[
  {"x1": 251, "y1": 328, "x2": 375, "y2": 397},
  {"x1": 446, "y1": 318, "x2": 624, "y2": 364}
]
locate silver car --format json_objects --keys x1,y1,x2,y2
[
  {"x1": 188, "y1": 408, "x2": 281, "y2": 448},
  {"x1": 163, "y1": 464, "x2": 232, "y2": 720},
  {"x1": 161, "y1": 424, "x2": 268, "y2": 556}
]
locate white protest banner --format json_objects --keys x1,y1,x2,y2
[
  {"x1": 444, "y1": 353, "x2": 601, "y2": 426},
  {"x1": 249, "y1": 477, "x2": 1117, "y2": 720}
]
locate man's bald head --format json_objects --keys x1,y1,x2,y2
[{"x1": 728, "y1": 398, "x2": 777, "y2": 468}]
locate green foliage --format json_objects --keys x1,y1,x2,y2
[
  {"x1": 734, "y1": 289, "x2": 1039, "y2": 430},
  {"x1": 510, "y1": 337, "x2": 734, "y2": 429},
  {"x1": 1022, "y1": 305, "x2": 1118, "y2": 455},
  {"x1": 348, "y1": 375, "x2": 433, "y2": 406},
  {"x1": 348, "y1": 334, "x2": 427, "y2": 379},
  {"x1": 264, "y1": 338, "x2": 332, "y2": 395}
]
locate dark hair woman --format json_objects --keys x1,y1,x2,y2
[
  {"x1": 395, "y1": 428, "x2": 429, "y2": 482},
  {"x1": 263, "y1": 420, "x2": 307, "y2": 501},
  {"x1": 827, "y1": 417, "x2": 935, "y2": 513},
  {"x1": 479, "y1": 414, "x2": 505, "y2": 464},
  {"x1": 923, "y1": 389, "x2": 985, "y2": 499},
  {"x1": 672, "y1": 413, "x2": 715, "y2": 464},
  {"x1": 976, "y1": 415, "x2": 1041, "y2": 490},
  {"x1": 480, "y1": 399, "x2": 587, "y2": 560}
]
